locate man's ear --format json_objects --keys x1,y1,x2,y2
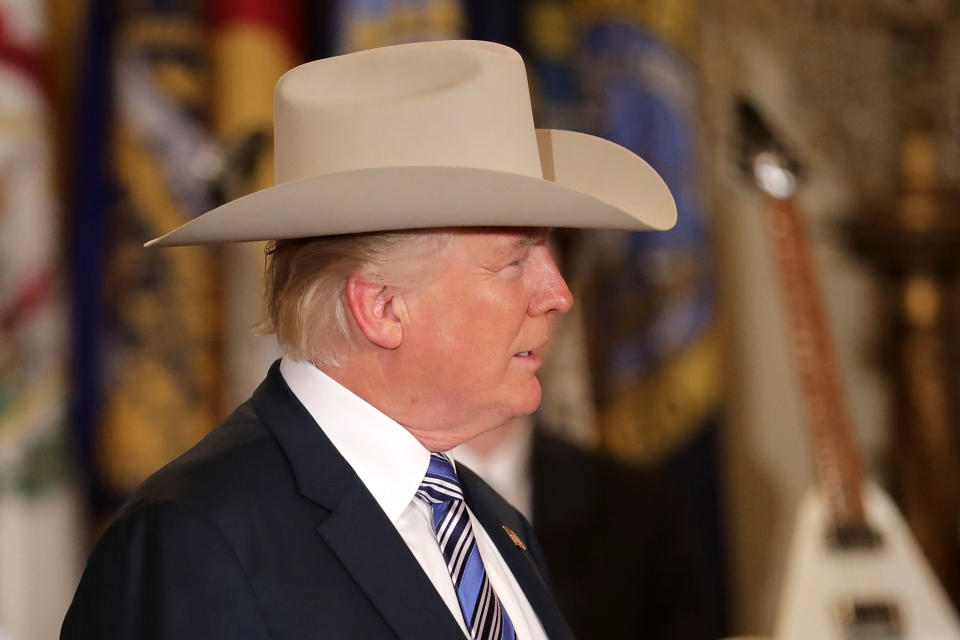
[{"x1": 344, "y1": 276, "x2": 403, "y2": 349}]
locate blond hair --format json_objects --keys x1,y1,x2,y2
[{"x1": 258, "y1": 231, "x2": 451, "y2": 367}]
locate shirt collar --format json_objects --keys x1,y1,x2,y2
[{"x1": 279, "y1": 357, "x2": 431, "y2": 524}]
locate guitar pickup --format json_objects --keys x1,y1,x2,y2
[
  {"x1": 827, "y1": 523, "x2": 884, "y2": 551},
  {"x1": 835, "y1": 599, "x2": 902, "y2": 640}
]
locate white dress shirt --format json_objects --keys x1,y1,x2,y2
[{"x1": 280, "y1": 358, "x2": 548, "y2": 640}]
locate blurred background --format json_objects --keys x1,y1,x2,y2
[{"x1": 1, "y1": 0, "x2": 959, "y2": 638}]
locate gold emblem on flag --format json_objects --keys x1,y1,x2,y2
[{"x1": 502, "y1": 525, "x2": 527, "y2": 550}]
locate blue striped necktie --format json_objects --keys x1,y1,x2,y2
[{"x1": 417, "y1": 452, "x2": 517, "y2": 640}]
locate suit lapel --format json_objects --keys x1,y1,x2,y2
[
  {"x1": 459, "y1": 466, "x2": 576, "y2": 640},
  {"x1": 252, "y1": 363, "x2": 463, "y2": 640},
  {"x1": 317, "y1": 476, "x2": 465, "y2": 640}
]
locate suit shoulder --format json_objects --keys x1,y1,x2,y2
[
  {"x1": 64, "y1": 496, "x2": 273, "y2": 639},
  {"x1": 119, "y1": 400, "x2": 287, "y2": 521}
]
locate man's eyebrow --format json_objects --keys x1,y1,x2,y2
[{"x1": 510, "y1": 229, "x2": 550, "y2": 253}]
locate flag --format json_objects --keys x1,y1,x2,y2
[
  {"x1": 70, "y1": 0, "x2": 111, "y2": 523},
  {"x1": 73, "y1": 0, "x2": 223, "y2": 521},
  {"x1": 208, "y1": 0, "x2": 302, "y2": 407},
  {"x1": 335, "y1": 0, "x2": 465, "y2": 53},
  {"x1": 0, "y1": 1, "x2": 84, "y2": 638},
  {"x1": 527, "y1": 1, "x2": 728, "y2": 633}
]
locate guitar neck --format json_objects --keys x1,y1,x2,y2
[{"x1": 764, "y1": 194, "x2": 867, "y2": 527}]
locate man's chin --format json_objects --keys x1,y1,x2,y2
[{"x1": 511, "y1": 379, "x2": 542, "y2": 416}]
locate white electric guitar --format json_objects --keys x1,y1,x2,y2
[{"x1": 737, "y1": 100, "x2": 960, "y2": 640}]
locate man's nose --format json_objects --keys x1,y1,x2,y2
[{"x1": 528, "y1": 247, "x2": 574, "y2": 316}]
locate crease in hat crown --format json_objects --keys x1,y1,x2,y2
[
  {"x1": 145, "y1": 39, "x2": 677, "y2": 247},
  {"x1": 273, "y1": 40, "x2": 544, "y2": 185}
]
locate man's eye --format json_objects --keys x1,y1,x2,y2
[{"x1": 509, "y1": 251, "x2": 531, "y2": 267}]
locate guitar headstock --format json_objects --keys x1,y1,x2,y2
[{"x1": 735, "y1": 98, "x2": 803, "y2": 199}]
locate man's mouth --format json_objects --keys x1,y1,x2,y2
[{"x1": 514, "y1": 341, "x2": 548, "y2": 359}]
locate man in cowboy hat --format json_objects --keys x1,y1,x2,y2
[{"x1": 62, "y1": 40, "x2": 675, "y2": 640}]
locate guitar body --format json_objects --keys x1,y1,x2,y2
[{"x1": 775, "y1": 482, "x2": 960, "y2": 640}]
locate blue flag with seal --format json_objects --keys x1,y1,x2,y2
[
  {"x1": 72, "y1": 0, "x2": 224, "y2": 525},
  {"x1": 528, "y1": 4, "x2": 728, "y2": 635}
]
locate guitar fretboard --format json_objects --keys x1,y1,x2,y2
[{"x1": 763, "y1": 194, "x2": 867, "y2": 529}]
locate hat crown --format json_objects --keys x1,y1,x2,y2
[
  {"x1": 145, "y1": 40, "x2": 676, "y2": 248},
  {"x1": 274, "y1": 40, "x2": 544, "y2": 184}
]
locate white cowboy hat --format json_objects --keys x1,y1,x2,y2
[{"x1": 146, "y1": 40, "x2": 675, "y2": 247}]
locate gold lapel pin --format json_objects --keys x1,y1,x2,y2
[{"x1": 502, "y1": 525, "x2": 527, "y2": 550}]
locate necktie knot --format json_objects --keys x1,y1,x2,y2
[{"x1": 417, "y1": 452, "x2": 464, "y2": 505}]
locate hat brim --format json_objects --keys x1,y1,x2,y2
[{"x1": 145, "y1": 129, "x2": 676, "y2": 247}]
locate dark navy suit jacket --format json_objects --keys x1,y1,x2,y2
[
  {"x1": 62, "y1": 363, "x2": 574, "y2": 639},
  {"x1": 532, "y1": 430, "x2": 712, "y2": 640}
]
